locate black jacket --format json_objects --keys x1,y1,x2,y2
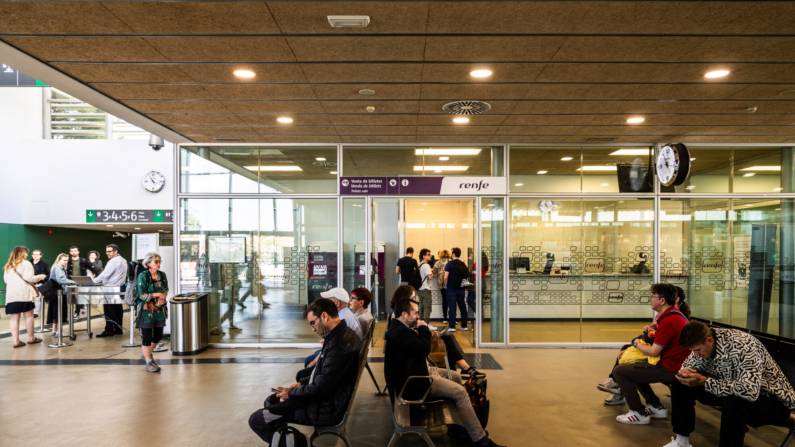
[
  {"x1": 384, "y1": 319, "x2": 432, "y2": 401},
  {"x1": 288, "y1": 320, "x2": 361, "y2": 425},
  {"x1": 66, "y1": 257, "x2": 101, "y2": 279},
  {"x1": 32, "y1": 260, "x2": 51, "y2": 285}
]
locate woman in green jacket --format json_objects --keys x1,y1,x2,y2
[{"x1": 136, "y1": 252, "x2": 169, "y2": 373}]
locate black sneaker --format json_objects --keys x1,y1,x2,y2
[{"x1": 96, "y1": 331, "x2": 114, "y2": 338}]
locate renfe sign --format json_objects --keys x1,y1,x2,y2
[{"x1": 340, "y1": 176, "x2": 506, "y2": 195}]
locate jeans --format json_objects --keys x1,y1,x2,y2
[
  {"x1": 612, "y1": 362, "x2": 676, "y2": 412},
  {"x1": 447, "y1": 288, "x2": 467, "y2": 329},
  {"x1": 248, "y1": 394, "x2": 308, "y2": 444},
  {"x1": 304, "y1": 349, "x2": 321, "y2": 367},
  {"x1": 428, "y1": 370, "x2": 486, "y2": 442},
  {"x1": 671, "y1": 380, "x2": 790, "y2": 447},
  {"x1": 440, "y1": 288, "x2": 448, "y2": 321},
  {"x1": 416, "y1": 289, "x2": 432, "y2": 323}
]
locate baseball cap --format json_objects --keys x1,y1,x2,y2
[{"x1": 320, "y1": 287, "x2": 350, "y2": 303}]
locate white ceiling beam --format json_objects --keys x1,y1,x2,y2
[{"x1": 0, "y1": 39, "x2": 191, "y2": 143}]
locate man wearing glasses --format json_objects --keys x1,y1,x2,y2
[{"x1": 92, "y1": 244, "x2": 128, "y2": 338}]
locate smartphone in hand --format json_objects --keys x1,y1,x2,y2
[{"x1": 272, "y1": 388, "x2": 281, "y2": 393}]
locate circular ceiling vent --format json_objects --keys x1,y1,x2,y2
[{"x1": 442, "y1": 100, "x2": 491, "y2": 115}]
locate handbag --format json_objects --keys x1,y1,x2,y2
[
  {"x1": 463, "y1": 373, "x2": 490, "y2": 429},
  {"x1": 37, "y1": 278, "x2": 60, "y2": 300},
  {"x1": 426, "y1": 331, "x2": 448, "y2": 367},
  {"x1": 14, "y1": 269, "x2": 42, "y2": 297}
]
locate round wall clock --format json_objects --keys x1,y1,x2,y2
[
  {"x1": 143, "y1": 171, "x2": 166, "y2": 193},
  {"x1": 656, "y1": 143, "x2": 691, "y2": 187},
  {"x1": 539, "y1": 200, "x2": 554, "y2": 213}
]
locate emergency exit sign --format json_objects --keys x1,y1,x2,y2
[{"x1": 86, "y1": 210, "x2": 173, "y2": 223}]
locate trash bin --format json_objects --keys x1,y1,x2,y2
[{"x1": 170, "y1": 293, "x2": 209, "y2": 356}]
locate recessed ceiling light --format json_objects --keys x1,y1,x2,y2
[
  {"x1": 515, "y1": 183, "x2": 524, "y2": 186},
  {"x1": 686, "y1": 186, "x2": 696, "y2": 190},
  {"x1": 610, "y1": 149, "x2": 649, "y2": 156},
  {"x1": 422, "y1": 203, "x2": 428, "y2": 205},
  {"x1": 453, "y1": 117, "x2": 470, "y2": 124},
  {"x1": 626, "y1": 117, "x2": 645, "y2": 124},
  {"x1": 330, "y1": 171, "x2": 337, "y2": 174},
  {"x1": 158, "y1": 229, "x2": 165, "y2": 232},
  {"x1": 470, "y1": 69, "x2": 492, "y2": 78},
  {"x1": 739, "y1": 166, "x2": 781, "y2": 171},
  {"x1": 601, "y1": 183, "x2": 610, "y2": 187},
  {"x1": 577, "y1": 166, "x2": 618, "y2": 171},
  {"x1": 439, "y1": 156, "x2": 450, "y2": 161},
  {"x1": 537, "y1": 170, "x2": 548, "y2": 174},
  {"x1": 415, "y1": 149, "x2": 482, "y2": 155},
  {"x1": 277, "y1": 117, "x2": 293, "y2": 124},
  {"x1": 781, "y1": 90, "x2": 795, "y2": 96},
  {"x1": 705, "y1": 70, "x2": 730, "y2": 78},
  {"x1": 245, "y1": 165, "x2": 302, "y2": 171},
  {"x1": 774, "y1": 188, "x2": 783, "y2": 191},
  {"x1": 414, "y1": 166, "x2": 468, "y2": 171},
  {"x1": 106, "y1": 225, "x2": 113, "y2": 227},
  {"x1": 434, "y1": 170, "x2": 442, "y2": 173},
  {"x1": 327, "y1": 15, "x2": 370, "y2": 28},
  {"x1": 233, "y1": 69, "x2": 255, "y2": 78},
  {"x1": 134, "y1": 227, "x2": 141, "y2": 230},
  {"x1": 690, "y1": 158, "x2": 696, "y2": 161},
  {"x1": 316, "y1": 157, "x2": 326, "y2": 161},
  {"x1": 776, "y1": 208, "x2": 782, "y2": 210},
  {"x1": 743, "y1": 173, "x2": 756, "y2": 177},
  {"x1": 359, "y1": 89, "x2": 375, "y2": 96},
  {"x1": 561, "y1": 157, "x2": 573, "y2": 161}
]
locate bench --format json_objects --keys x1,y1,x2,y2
[
  {"x1": 303, "y1": 320, "x2": 375, "y2": 447},
  {"x1": 695, "y1": 319, "x2": 795, "y2": 447},
  {"x1": 383, "y1": 338, "x2": 464, "y2": 447}
]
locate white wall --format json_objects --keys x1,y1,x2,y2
[
  {"x1": 0, "y1": 88, "x2": 43, "y2": 140},
  {"x1": 0, "y1": 138, "x2": 173, "y2": 225}
]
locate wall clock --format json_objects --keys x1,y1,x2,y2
[
  {"x1": 143, "y1": 171, "x2": 165, "y2": 193},
  {"x1": 656, "y1": 143, "x2": 691, "y2": 187},
  {"x1": 539, "y1": 200, "x2": 554, "y2": 213}
]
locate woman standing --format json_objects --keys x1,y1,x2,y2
[
  {"x1": 87, "y1": 250, "x2": 103, "y2": 273},
  {"x1": 433, "y1": 250, "x2": 451, "y2": 324},
  {"x1": 3, "y1": 246, "x2": 47, "y2": 347},
  {"x1": 49, "y1": 253, "x2": 75, "y2": 337},
  {"x1": 136, "y1": 252, "x2": 169, "y2": 373}
]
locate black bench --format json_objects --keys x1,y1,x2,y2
[
  {"x1": 301, "y1": 320, "x2": 375, "y2": 447},
  {"x1": 696, "y1": 319, "x2": 795, "y2": 447}
]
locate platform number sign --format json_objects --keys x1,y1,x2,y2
[{"x1": 86, "y1": 210, "x2": 173, "y2": 223}]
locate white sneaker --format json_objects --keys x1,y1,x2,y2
[
  {"x1": 663, "y1": 437, "x2": 691, "y2": 447},
  {"x1": 51, "y1": 331, "x2": 59, "y2": 336},
  {"x1": 597, "y1": 378, "x2": 621, "y2": 394},
  {"x1": 616, "y1": 410, "x2": 650, "y2": 425},
  {"x1": 460, "y1": 327, "x2": 468, "y2": 331},
  {"x1": 428, "y1": 325, "x2": 438, "y2": 331},
  {"x1": 73, "y1": 313, "x2": 79, "y2": 320},
  {"x1": 447, "y1": 328, "x2": 456, "y2": 332},
  {"x1": 645, "y1": 405, "x2": 668, "y2": 419},
  {"x1": 604, "y1": 394, "x2": 626, "y2": 406}
]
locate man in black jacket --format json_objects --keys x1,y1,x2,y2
[
  {"x1": 248, "y1": 298, "x2": 361, "y2": 444},
  {"x1": 31, "y1": 249, "x2": 50, "y2": 318},
  {"x1": 67, "y1": 246, "x2": 102, "y2": 318},
  {"x1": 384, "y1": 299, "x2": 504, "y2": 447}
]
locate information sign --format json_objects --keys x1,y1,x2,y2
[
  {"x1": 340, "y1": 176, "x2": 506, "y2": 195},
  {"x1": 86, "y1": 210, "x2": 173, "y2": 223}
]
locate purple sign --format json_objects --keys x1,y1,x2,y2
[{"x1": 341, "y1": 176, "x2": 506, "y2": 195}]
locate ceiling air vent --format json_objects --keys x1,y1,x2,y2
[
  {"x1": 442, "y1": 100, "x2": 491, "y2": 115},
  {"x1": 588, "y1": 137, "x2": 617, "y2": 142},
  {"x1": 214, "y1": 138, "x2": 244, "y2": 142}
]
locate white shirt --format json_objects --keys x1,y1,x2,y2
[
  {"x1": 338, "y1": 306, "x2": 364, "y2": 341},
  {"x1": 419, "y1": 262, "x2": 432, "y2": 290},
  {"x1": 92, "y1": 254, "x2": 128, "y2": 301}
]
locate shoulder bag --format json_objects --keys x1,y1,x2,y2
[{"x1": 14, "y1": 268, "x2": 42, "y2": 298}]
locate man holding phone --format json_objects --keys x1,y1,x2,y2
[{"x1": 665, "y1": 321, "x2": 795, "y2": 447}]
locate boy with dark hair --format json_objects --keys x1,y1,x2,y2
[
  {"x1": 396, "y1": 247, "x2": 417, "y2": 286},
  {"x1": 665, "y1": 321, "x2": 795, "y2": 447},
  {"x1": 443, "y1": 247, "x2": 468, "y2": 332},
  {"x1": 416, "y1": 248, "x2": 435, "y2": 329}
]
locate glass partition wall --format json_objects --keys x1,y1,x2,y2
[{"x1": 176, "y1": 143, "x2": 795, "y2": 347}]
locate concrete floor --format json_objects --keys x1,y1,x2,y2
[{"x1": 1, "y1": 312, "x2": 791, "y2": 447}]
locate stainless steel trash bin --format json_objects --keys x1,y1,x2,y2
[{"x1": 170, "y1": 293, "x2": 209, "y2": 355}]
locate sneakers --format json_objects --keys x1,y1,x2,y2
[
  {"x1": 597, "y1": 378, "x2": 621, "y2": 394},
  {"x1": 73, "y1": 313, "x2": 80, "y2": 320},
  {"x1": 428, "y1": 324, "x2": 439, "y2": 331},
  {"x1": 51, "y1": 330, "x2": 58, "y2": 336},
  {"x1": 663, "y1": 437, "x2": 692, "y2": 447},
  {"x1": 447, "y1": 328, "x2": 456, "y2": 332},
  {"x1": 645, "y1": 404, "x2": 669, "y2": 419},
  {"x1": 460, "y1": 327, "x2": 469, "y2": 331},
  {"x1": 604, "y1": 394, "x2": 626, "y2": 406},
  {"x1": 145, "y1": 361, "x2": 161, "y2": 373},
  {"x1": 616, "y1": 410, "x2": 650, "y2": 425}
]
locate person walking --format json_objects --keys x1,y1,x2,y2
[
  {"x1": 3, "y1": 246, "x2": 47, "y2": 348},
  {"x1": 434, "y1": 250, "x2": 451, "y2": 324},
  {"x1": 92, "y1": 244, "x2": 128, "y2": 338},
  {"x1": 49, "y1": 253, "x2": 75, "y2": 337},
  {"x1": 136, "y1": 252, "x2": 169, "y2": 373},
  {"x1": 30, "y1": 249, "x2": 50, "y2": 319}
]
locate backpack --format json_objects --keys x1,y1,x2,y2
[
  {"x1": 272, "y1": 425, "x2": 308, "y2": 447},
  {"x1": 409, "y1": 261, "x2": 428, "y2": 290},
  {"x1": 639, "y1": 309, "x2": 688, "y2": 345},
  {"x1": 123, "y1": 262, "x2": 142, "y2": 307},
  {"x1": 452, "y1": 260, "x2": 471, "y2": 289}
]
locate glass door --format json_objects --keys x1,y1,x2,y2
[{"x1": 479, "y1": 197, "x2": 506, "y2": 345}]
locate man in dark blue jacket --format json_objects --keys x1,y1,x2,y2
[
  {"x1": 385, "y1": 298, "x2": 504, "y2": 447},
  {"x1": 248, "y1": 298, "x2": 361, "y2": 444}
]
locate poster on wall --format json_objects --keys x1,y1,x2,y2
[
  {"x1": 133, "y1": 234, "x2": 159, "y2": 261},
  {"x1": 208, "y1": 237, "x2": 246, "y2": 263},
  {"x1": 734, "y1": 235, "x2": 752, "y2": 287}
]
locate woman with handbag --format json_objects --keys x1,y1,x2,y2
[
  {"x1": 136, "y1": 252, "x2": 169, "y2": 373},
  {"x1": 3, "y1": 246, "x2": 47, "y2": 347},
  {"x1": 49, "y1": 253, "x2": 75, "y2": 337}
]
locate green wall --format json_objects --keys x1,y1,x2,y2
[{"x1": 0, "y1": 224, "x2": 132, "y2": 305}]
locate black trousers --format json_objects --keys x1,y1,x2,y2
[
  {"x1": 440, "y1": 288, "x2": 448, "y2": 321},
  {"x1": 671, "y1": 380, "x2": 790, "y2": 447},
  {"x1": 140, "y1": 327, "x2": 163, "y2": 346},
  {"x1": 441, "y1": 333, "x2": 466, "y2": 367},
  {"x1": 295, "y1": 366, "x2": 314, "y2": 382},
  {"x1": 248, "y1": 394, "x2": 308, "y2": 443},
  {"x1": 104, "y1": 304, "x2": 124, "y2": 333},
  {"x1": 612, "y1": 362, "x2": 675, "y2": 412},
  {"x1": 46, "y1": 296, "x2": 69, "y2": 325},
  {"x1": 608, "y1": 344, "x2": 633, "y2": 379}
]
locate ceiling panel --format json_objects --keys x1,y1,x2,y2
[
  {"x1": 0, "y1": 3, "x2": 134, "y2": 35},
  {"x1": 155, "y1": 114, "x2": 249, "y2": 126},
  {"x1": 221, "y1": 101, "x2": 326, "y2": 114},
  {"x1": 622, "y1": 84, "x2": 751, "y2": 100},
  {"x1": 255, "y1": 126, "x2": 338, "y2": 136},
  {"x1": 312, "y1": 84, "x2": 421, "y2": 100},
  {"x1": 572, "y1": 2, "x2": 752, "y2": 34},
  {"x1": 424, "y1": 36, "x2": 567, "y2": 62},
  {"x1": 322, "y1": 100, "x2": 419, "y2": 114},
  {"x1": 520, "y1": 84, "x2": 631, "y2": 100},
  {"x1": 679, "y1": 37, "x2": 795, "y2": 62},
  {"x1": 177, "y1": 64, "x2": 309, "y2": 83},
  {"x1": 533, "y1": 63, "x2": 664, "y2": 83},
  {"x1": 5, "y1": 37, "x2": 168, "y2": 62},
  {"x1": 301, "y1": 63, "x2": 423, "y2": 83},
  {"x1": 668, "y1": 114, "x2": 784, "y2": 126},
  {"x1": 418, "y1": 115, "x2": 507, "y2": 126},
  {"x1": 202, "y1": 84, "x2": 318, "y2": 100},
  {"x1": 286, "y1": 36, "x2": 426, "y2": 61},
  {"x1": 267, "y1": 1, "x2": 429, "y2": 34},
  {"x1": 337, "y1": 126, "x2": 417, "y2": 135},
  {"x1": 53, "y1": 63, "x2": 194, "y2": 83},
  {"x1": 717, "y1": 2, "x2": 795, "y2": 35},
  {"x1": 126, "y1": 100, "x2": 232, "y2": 114},
  {"x1": 241, "y1": 115, "x2": 333, "y2": 126},
  {"x1": 415, "y1": 126, "x2": 500, "y2": 136},
  {"x1": 330, "y1": 115, "x2": 417, "y2": 126},
  {"x1": 418, "y1": 100, "x2": 518, "y2": 114},
  {"x1": 96, "y1": 84, "x2": 214, "y2": 100},
  {"x1": 552, "y1": 37, "x2": 708, "y2": 62},
  {"x1": 102, "y1": 2, "x2": 281, "y2": 34},
  {"x1": 144, "y1": 37, "x2": 297, "y2": 62},
  {"x1": 727, "y1": 84, "x2": 795, "y2": 100},
  {"x1": 420, "y1": 84, "x2": 531, "y2": 100},
  {"x1": 495, "y1": 125, "x2": 582, "y2": 136},
  {"x1": 177, "y1": 125, "x2": 260, "y2": 136},
  {"x1": 731, "y1": 126, "x2": 795, "y2": 136},
  {"x1": 645, "y1": 63, "x2": 795, "y2": 83},
  {"x1": 421, "y1": 63, "x2": 546, "y2": 83},
  {"x1": 427, "y1": 1, "x2": 589, "y2": 34}
]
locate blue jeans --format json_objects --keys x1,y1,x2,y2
[
  {"x1": 447, "y1": 288, "x2": 467, "y2": 329},
  {"x1": 304, "y1": 349, "x2": 321, "y2": 367}
]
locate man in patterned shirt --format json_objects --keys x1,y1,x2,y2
[{"x1": 664, "y1": 321, "x2": 795, "y2": 447}]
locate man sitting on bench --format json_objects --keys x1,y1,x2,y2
[
  {"x1": 385, "y1": 298, "x2": 504, "y2": 447},
  {"x1": 248, "y1": 298, "x2": 361, "y2": 444},
  {"x1": 664, "y1": 321, "x2": 795, "y2": 447}
]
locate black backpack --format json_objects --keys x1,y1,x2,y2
[
  {"x1": 408, "y1": 262, "x2": 426, "y2": 290},
  {"x1": 452, "y1": 260, "x2": 471, "y2": 289},
  {"x1": 272, "y1": 425, "x2": 308, "y2": 447}
]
